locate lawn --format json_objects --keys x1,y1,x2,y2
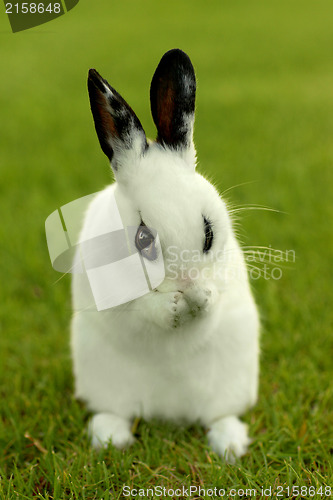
[{"x1": 0, "y1": 0, "x2": 332, "y2": 498}]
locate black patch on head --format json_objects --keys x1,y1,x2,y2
[
  {"x1": 88, "y1": 69, "x2": 148, "y2": 165},
  {"x1": 150, "y1": 49, "x2": 196, "y2": 150}
]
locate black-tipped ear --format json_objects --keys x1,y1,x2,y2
[
  {"x1": 150, "y1": 49, "x2": 196, "y2": 151},
  {"x1": 88, "y1": 69, "x2": 147, "y2": 168}
]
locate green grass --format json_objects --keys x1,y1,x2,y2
[{"x1": 1, "y1": 0, "x2": 333, "y2": 498}]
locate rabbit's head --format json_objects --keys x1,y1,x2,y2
[{"x1": 88, "y1": 49, "x2": 233, "y2": 291}]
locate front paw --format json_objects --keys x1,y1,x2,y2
[
  {"x1": 183, "y1": 286, "x2": 213, "y2": 317},
  {"x1": 135, "y1": 289, "x2": 190, "y2": 329},
  {"x1": 164, "y1": 291, "x2": 190, "y2": 328}
]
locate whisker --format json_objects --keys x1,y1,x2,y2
[
  {"x1": 245, "y1": 263, "x2": 274, "y2": 279},
  {"x1": 229, "y1": 205, "x2": 286, "y2": 215},
  {"x1": 52, "y1": 272, "x2": 71, "y2": 285},
  {"x1": 52, "y1": 260, "x2": 83, "y2": 285},
  {"x1": 221, "y1": 180, "x2": 258, "y2": 196},
  {"x1": 241, "y1": 245, "x2": 283, "y2": 250}
]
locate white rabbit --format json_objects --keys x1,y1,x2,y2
[{"x1": 71, "y1": 49, "x2": 260, "y2": 462}]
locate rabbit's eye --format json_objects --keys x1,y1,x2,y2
[
  {"x1": 203, "y1": 217, "x2": 214, "y2": 253},
  {"x1": 135, "y1": 222, "x2": 157, "y2": 261}
]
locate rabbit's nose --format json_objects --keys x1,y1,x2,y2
[{"x1": 175, "y1": 275, "x2": 194, "y2": 292}]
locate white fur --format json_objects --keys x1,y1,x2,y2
[{"x1": 71, "y1": 144, "x2": 260, "y2": 462}]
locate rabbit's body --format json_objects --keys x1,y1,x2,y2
[{"x1": 71, "y1": 50, "x2": 260, "y2": 461}]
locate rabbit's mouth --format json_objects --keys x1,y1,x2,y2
[{"x1": 154, "y1": 275, "x2": 194, "y2": 294}]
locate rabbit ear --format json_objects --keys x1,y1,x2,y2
[
  {"x1": 150, "y1": 49, "x2": 196, "y2": 153},
  {"x1": 88, "y1": 69, "x2": 148, "y2": 170}
]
